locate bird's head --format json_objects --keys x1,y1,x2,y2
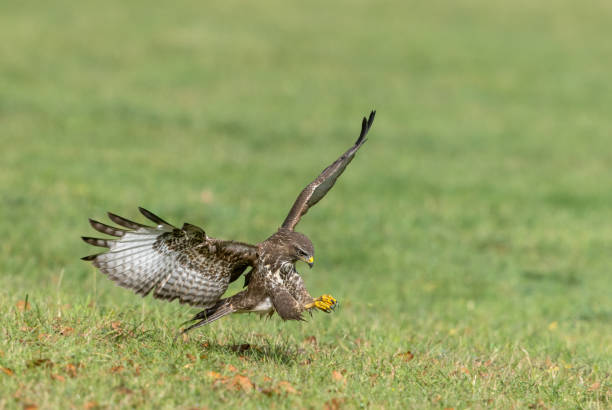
[{"x1": 271, "y1": 228, "x2": 315, "y2": 268}]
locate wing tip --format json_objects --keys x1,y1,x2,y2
[
  {"x1": 138, "y1": 207, "x2": 174, "y2": 227},
  {"x1": 88, "y1": 218, "x2": 125, "y2": 237},
  {"x1": 356, "y1": 109, "x2": 376, "y2": 144},
  {"x1": 81, "y1": 236, "x2": 111, "y2": 248}
]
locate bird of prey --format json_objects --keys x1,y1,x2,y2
[{"x1": 82, "y1": 111, "x2": 375, "y2": 334}]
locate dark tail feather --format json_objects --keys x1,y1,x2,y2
[{"x1": 176, "y1": 301, "x2": 236, "y2": 339}]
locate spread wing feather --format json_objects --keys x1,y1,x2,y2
[
  {"x1": 81, "y1": 208, "x2": 257, "y2": 307},
  {"x1": 281, "y1": 110, "x2": 375, "y2": 230}
]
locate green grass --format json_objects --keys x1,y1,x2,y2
[{"x1": 2, "y1": 0, "x2": 612, "y2": 408}]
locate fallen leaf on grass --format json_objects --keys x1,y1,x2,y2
[
  {"x1": 225, "y1": 375, "x2": 254, "y2": 392},
  {"x1": 83, "y1": 401, "x2": 99, "y2": 409},
  {"x1": 323, "y1": 397, "x2": 345, "y2": 410},
  {"x1": 302, "y1": 336, "x2": 317, "y2": 346},
  {"x1": 59, "y1": 327, "x2": 74, "y2": 336},
  {"x1": 276, "y1": 381, "x2": 298, "y2": 394},
  {"x1": 1, "y1": 366, "x2": 14, "y2": 376},
  {"x1": 186, "y1": 353, "x2": 196, "y2": 362},
  {"x1": 588, "y1": 382, "x2": 600, "y2": 392},
  {"x1": 23, "y1": 404, "x2": 38, "y2": 410},
  {"x1": 261, "y1": 381, "x2": 299, "y2": 396},
  {"x1": 397, "y1": 351, "x2": 414, "y2": 362},
  {"x1": 226, "y1": 364, "x2": 238, "y2": 373},
  {"x1": 528, "y1": 399, "x2": 546, "y2": 409},
  {"x1": 332, "y1": 370, "x2": 345, "y2": 383},
  {"x1": 111, "y1": 321, "x2": 122, "y2": 330},
  {"x1": 16, "y1": 300, "x2": 31, "y2": 311},
  {"x1": 51, "y1": 373, "x2": 66, "y2": 382},
  {"x1": 116, "y1": 386, "x2": 133, "y2": 395},
  {"x1": 65, "y1": 363, "x2": 78, "y2": 378},
  {"x1": 110, "y1": 365, "x2": 124, "y2": 374},
  {"x1": 206, "y1": 371, "x2": 222, "y2": 380},
  {"x1": 37, "y1": 333, "x2": 52, "y2": 342}
]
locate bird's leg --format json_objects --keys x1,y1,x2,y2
[{"x1": 304, "y1": 294, "x2": 337, "y2": 313}]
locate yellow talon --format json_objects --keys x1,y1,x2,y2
[{"x1": 304, "y1": 294, "x2": 338, "y2": 313}]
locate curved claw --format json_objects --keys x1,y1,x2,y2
[{"x1": 305, "y1": 294, "x2": 338, "y2": 313}]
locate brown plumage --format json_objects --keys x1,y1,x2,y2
[{"x1": 82, "y1": 110, "x2": 375, "y2": 334}]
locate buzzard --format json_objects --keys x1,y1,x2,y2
[{"x1": 82, "y1": 111, "x2": 375, "y2": 334}]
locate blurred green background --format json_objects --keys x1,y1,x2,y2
[{"x1": 1, "y1": 0, "x2": 611, "y2": 408}]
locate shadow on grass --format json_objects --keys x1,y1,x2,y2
[{"x1": 200, "y1": 340, "x2": 305, "y2": 365}]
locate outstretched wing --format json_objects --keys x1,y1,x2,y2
[
  {"x1": 81, "y1": 207, "x2": 257, "y2": 307},
  {"x1": 281, "y1": 110, "x2": 376, "y2": 231}
]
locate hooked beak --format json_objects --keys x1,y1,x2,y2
[{"x1": 306, "y1": 256, "x2": 314, "y2": 268}]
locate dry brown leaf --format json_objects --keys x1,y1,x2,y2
[
  {"x1": 186, "y1": 353, "x2": 196, "y2": 362},
  {"x1": 323, "y1": 397, "x2": 345, "y2": 410},
  {"x1": 1, "y1": 366, "x2": 14, "y2": 376},
  {"x1": 226, "y1": 364, "x2": 238, "y2": 373},
  {"x1": 83, "y1": 401, "x2": 99, "y2": 409},
  {"x1": 227, "y1": 374, "x2": 254, "y2": 392},
  {"x1": 397, "y1": 351, "x2": 414, "y2": 362},
  {"x1": 51, "y1": 373, "x2": 66, "y2": 382},
  {"x1": 277, "y1": 380, "x2": 298, "y2": 394},
  {"x1": 65, "y1": 363, "x2": 78, "y2": 378},
  {"x1": 303, "y1": 336, "x2": 317, "y2": 346},
  {"x1": 588, "y1": 382, "x2": 600, "y2": 391},
  {"x1": 23, "y1": 404, "x2": 38, "y2": 410},
  {"x1": 116, "y1": 386, "x2": 133, "y2": 395},
  {"x1": 111, "y1": 321, "x2": 122, "y2": 330},
  {"x1": 60, "y1": 327, "x2": 74, "y2": 336},
  {"x1": 460, "y1": 367, "x2": 470, "y2": 376},
  {"x1": 199, "y1": 354, "x2": 208, "y2": 360},
  {"x1": 110, "y1": 365, "x2": 124, "y2": 374},
  {"x1": 206, "y1": 371, "x2": 222, "y2": 379},
  {"x1": 16, "y1": 300, "x2": 31, "y2": 311},
  {"x1": 37, "y1": 333, "x2": 52, "y2": 341},
  {"x1": 528, "y1": 400, "x2": 546, "y2": 409},
  {"x1": 332, "y1": 370, "x2": 345, "y2": 383}
]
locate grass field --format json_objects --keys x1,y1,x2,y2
[{"x1": 2, "y1": 0, "x2": 612, "y2": 408}]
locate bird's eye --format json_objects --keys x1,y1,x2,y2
[{"x1": 296, "y1": 248, "x2": 307, "y2": 256}]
